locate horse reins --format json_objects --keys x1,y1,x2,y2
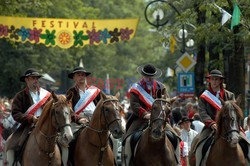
[
  {"x1": 149, "y1": 99, "x2": 168, "y2": 129},
  {"x1": 86, "y1": 98, "x2": 121, "y2": 166},
  {"x1": 35, "y1": 100, "x2": 71, "y2": 165}
]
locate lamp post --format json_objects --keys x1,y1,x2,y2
[{"x1": 144, "y1": 0, "x2": 190, "y2": 53}]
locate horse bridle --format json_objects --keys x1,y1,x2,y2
[
  {"x1": 150, "y1": 99, "x2": 169, "y2": 128},
  {"x1": 86, "y1": 98, "x2": 121, "y2": 166},
  {"x1": 221, "y1": 106, "x2": 240, "y2": 142},
  {"x1": 52, "y1": 102, "x2": 72, "y2": 131},
  {"x1": 36, "y1": 101, "x2": 72, "y2": 164},
  {"x1": 87, "y1": 98, "x2": 121, "y2": 133}
]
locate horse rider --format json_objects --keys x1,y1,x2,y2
[
  {"x1": 5, "y1": 68, "x2": 81, "y2": 166},
  {"x1": 122, "y1": 64, "x2": 180, "y2": 166},
  {"x1": 5, "y1": 68, "x2": 52, "y2": 165},
  {"x1": 65, "y1": 66, "x2": 102, "y2": 162},
  {"x1": 192, "y1": 69, "x2": 249, "y2": 164}
]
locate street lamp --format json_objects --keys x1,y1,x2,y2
[{"x1": 144, "y1": 0, "x2": 189, "y2": 53}]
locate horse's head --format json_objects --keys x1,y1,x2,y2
[
  {"x1": 100, "y1": 91, "x2": 124, "y2": 139},
  {"x1": 150, "y1": 98, "x2": 172, "y2": 140},
  {"x1": 216, "y1": 96, "x2": 243, "y2": 147},
  {"x1": 50, "y1": 92, "x2": 73, "y2": 145}
]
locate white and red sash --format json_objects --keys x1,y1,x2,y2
[
  {"x1": 24, "y1": 88, "x2": 51, "y2": 116},
  {"x1": 129, "y1": 83, "x2": 154, "y2": 110},
  {"x1": 74, "y1": 86, "x2": 100, "y2": 115},
  {"x1": 200, "y1": 90, "x2": 222, "y2": 111}
]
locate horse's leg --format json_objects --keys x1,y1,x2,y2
[
  {"x1": 6, "y1": 149, "x2": 14, "y2": 166},
  {"x1": 110, "y1": 135, "x2": 119, "y2": 163},
  {"x1": 58, "y1": 144, "x2": 68, "y2": 166},
  {"x1": 122, "y1": 135, "x2": 132, "y2": 166}
]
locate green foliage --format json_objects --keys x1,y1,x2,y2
[{"x1": 0, "y1": 0, "x2": 166, "y2": 98}]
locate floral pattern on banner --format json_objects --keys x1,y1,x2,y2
[
  {"x1": 0, "y1": 24, "x2": 8, "y2": 37},
  {"x1": 120, "y1": 28, "x2": 134, "y2": 40},
  {"x1": 87, "y1": 29, "x2": 101, "y2": 45},
  {"x1": 0, "y1": 24, "x2": 134, "y2": 47},
  {"x1": 29, "y1": 28, "x2": 42, "y2": 43},
  {"x1": 109, "y1": 28, "x2": 121, "y2": 43},
  {"x1": 73, "y1": 30, "x2": 89, "y2": 46},
  {"x1": 40, "y1": 30, "x2": 56, "y2": 45},
  {"x1": 18, "y1": 26, "x2": 30, "y2": 41}
]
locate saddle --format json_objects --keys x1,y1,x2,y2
[
  {"x1": 130, "y1": 130, "x2": 143, "y2": 157},
  {"x1": 68, "y1": 125, "x2": 86, "y2": 165}
]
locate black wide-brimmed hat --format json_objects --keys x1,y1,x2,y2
[
  {"x1": 68, "y1": 66, "x2": 91, "y2": 79},
  {"x1": 178, "y1": 117, "x2": 193, "y2": 125},
  {"x1": 205, "y1": 69, "x2": 225, "y2": 79},
  {"x1": 20, "y1": 68, "x2": 43, "y2": 82},
  {"x1": 137, "y1": 64, "x2": 162, "y2": 78}
]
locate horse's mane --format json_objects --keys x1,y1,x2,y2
[
  {"x1": 36, "y1": 95, "x2": 67, "y2": 130},
  {"x1": 216, "y1": 100, "x2": 243, "y2": 136}
]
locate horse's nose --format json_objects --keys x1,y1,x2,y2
[
  {"x1": 63, "y1": 132, "x2": 73, "y2": 143},
  {"x1": 113, "y1": 128, "x2": 123, "y2": 139},
  {"x1": 152, "y1": 129, "x2": 161, "y2": 138}
]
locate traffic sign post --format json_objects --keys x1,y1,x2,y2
[
  {"x1": 177, "y1": 72, "x2": 195, "y2": 96},
  {"x1": 176, "y1": 52, "x2": 196, "y2": 73}
]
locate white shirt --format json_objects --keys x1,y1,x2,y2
[
  {"x1": 181, "y1": 129, "x2": 198, "y2": 151},
  {"x1": 182, "y1": 141, "x2": 189, "y2": 157},
  {"x1": 192, "y1": 120, "x2": 205, "y2": 133},
  {"x1": 79, "y1": 89, "x2": 96, "y2": 117},
  {"x1": 30, "y1": 90, "x2": 42, "y2": 117},
  {"x1": 245, "y1": 130, "x2": 250, "y2": 143}
]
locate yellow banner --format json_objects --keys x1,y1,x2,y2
[{"x1": 0, "y1": 16, "x2": 139, "y2": 49}]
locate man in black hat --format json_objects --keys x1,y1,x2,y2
[
  {"x1": 189, "y1": 69, "x2": 237, "y2": 164},
  {"x1": 66, "y1": 66, "x2": 102, "y2": 122},
  {"x1": 122, "y1": 64, "x2": 180, "y2": 165},
  {"x1": 65, "y1": 66, "x2": 103, "y2": 164},
  {"x1": 179, "y1": 117, "x2": 197, "y2": 152},
  {"x1": 6, "y1": 68, "x2": 52, "y2": 165}
]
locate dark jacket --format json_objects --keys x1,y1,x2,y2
[
  {"x1": 198, "y1": 89, "x2": 235, "y2": 127},
  {"x1": 7, "y1": 87, "x2": 51, "y2": 150},
  {"x1": 124, "y1": 80, "x2": 168, "y2": 138},
  {"x1": 66, "y1": 86, "x2": 102, "y2": 113}
]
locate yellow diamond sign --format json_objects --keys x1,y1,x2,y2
[{"x1": 176, "y1": 52, "x2": 196, "y2": 72}]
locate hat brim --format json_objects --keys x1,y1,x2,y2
[
  {"x1": 205, "y1": 74, "x2": 225, "y2": 79},
  {"x1": 137, "y1": 65, "x2": 162, "y2": 78},
  {"x1": 68, "y1": 71, "x2": 91, "y2": 79},
  {"x1": 20, "y1": 74, "x2": 42, "y2": 82},
  {"x1": 178, "y1": 119, "x2": 194, "y2": 125}
]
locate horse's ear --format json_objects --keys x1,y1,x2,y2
[
  {"x1": 100, "y1": 91, "x2": 107, "y2": 100},
  {"x1": 219, "y1": 97, "x2": 225, "y2": 106},
  {"x1": 115, "y1": 91, "x2": 120, "y2": 100},
  {"x1": 169, "y1": 96, "x2": 178, "y2": 104},
  {"x1": 66, "y1": 91, "x2": 73, "y2": 102},
  {"x1": 160, "y1": 88, "x2": 168, "y2": 99},
  {"x1": 236, "y1": 94, "x2": 242, "y2": 106},
  {"x1": 52, "y1": 91, "x2": 58, "y2": 102}
]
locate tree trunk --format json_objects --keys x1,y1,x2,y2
[
  {"x1": 194, "y1": 2, "x2": 206, "y2": 97},
  {"x1": 208, "y1": 42, "x2": 220, "y2": 71}
]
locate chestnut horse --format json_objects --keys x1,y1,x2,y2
[
  {"x1": 133, "y1": 98, "x2": 177, "y2": 166},
  {"x1": 74, "y1": 92, "x2": 124, "y2": 166},
  {"x1": 206, "y1": 99, "x2": 246, "y2": 166},
  {"x1": 22, "y1": 92, "x2": 73, "y2": 166},
  {"x1": 189, "y1": 97, "x2": 248, "y2": 166}
]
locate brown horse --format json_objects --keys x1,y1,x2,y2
[
  {"x1": 189, "y1": 97, "x2": 247, "y2": 166},
  {"x1": 206, "y1": 99, "x2": 246, "y2": 166},
  {"x1": 74, "y1": 92, "x2": 124, "y2": 166},
  {"x1": 133, "y1": 98, "x2": 177, "y2": 166},
  {"x1": 22, "y1": 92, "x2": 73, "y2": 166}
]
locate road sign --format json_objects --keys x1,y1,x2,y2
[
  {"x1": 177, "y1": 72, "x2": 195, "y2": 93},
  {"x1": 176, "y1": 52, "x2": 196, "y2": 72}
]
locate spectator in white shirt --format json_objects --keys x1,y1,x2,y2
[
  {"x1": 179, "y1": 117, "x2": 198, "y2": 152},
  {"x1": 192, "y1": 113, "x2": 205, "y2": 133}
]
